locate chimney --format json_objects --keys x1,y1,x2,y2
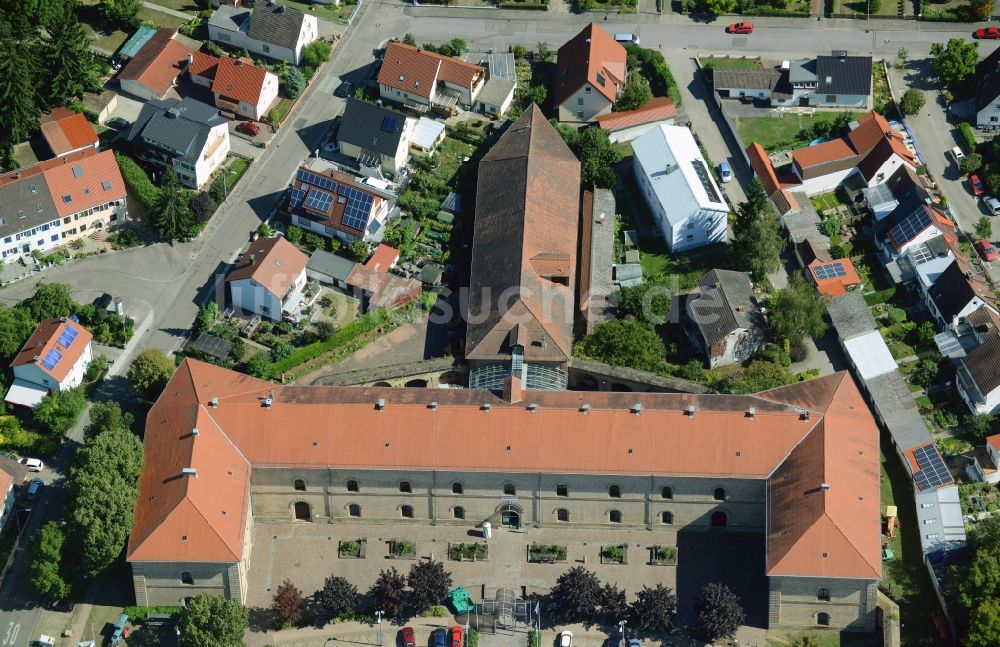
[
  {"x1": 187, "y1": 53, "x2": 193, "y2": 66},
  {"x1": 820, "y1": 483, "x2": 831, "y2": 491},
  {"x1": 686, "y1": 404, "x2": 696, "y2": 417},
  {"x1": 503, "y1": 374, "x2": 523, "y2": 404},
  {"x1": 236, "y1": 57, "x2": 244, "y2": 66},
  {"x1": 747, "y1": 406, "x2": 756, "y2": 419},
  {"x1": 631, "y1": 403, "x2": 642, "y2": 415},
  {"x1": 527, "y1": 403, "x2": 538, "y2": 412},
  {"x1": 376, "y1": 398, "x2": 385, "y2": 412},
  {"x1": 428, "y1": 401, "x2": 438, "y2": 410},
  {"x1": 191, "y1": 427, "x2": 199, "y2": 436},
  {"x1": 580, "y1": 403, "x2": 590, "y2": 414},
  {"x1": 262, "y1": 397, "x2": 273, "y2": 408},
  {"x1": 481, "y1": 403, "x2": 491, "y2": 412},
  {"x1": 801, "y1": 411, "x2": 810, "y2": 421},
  {"x1": 182, "y1": 467, "x2": 198, "y2": 477},
  {"x1": 210, "y1": 397, "x2": 219, "y2": 408}
]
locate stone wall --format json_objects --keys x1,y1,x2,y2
[{"x1": 769, "y1": 575, "x2": 878, "y2": 632}]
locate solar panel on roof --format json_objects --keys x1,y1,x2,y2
[
  {"x1": 289, "y1": 187, "x2": 306, "y2": 208},
  {"x1": 912, "y1": 444, "x2": 953, "y2": 490},
  {"x1": 64, "y1": 324, "x2": 78, "y2": 339},
  {"x1": 690, "y1": 159, "x2": 722, "y2": 204},
  {"x1": 339, "y1": 185, "x2": 375, "y2": 232},
  {"x1": 813, "y1": 262, "x2": 848, "y2": 280},
  {"x1": 41, "y1": 348, "x2": 63, "y2": 371},
  {"x1": 304, "y1": 188, "x2": 335, "y2": 213},
  {"x1": 889, "y1": 207, "x2": 932, "y2": 246},
  {"x1": 57, "y1": 333, "x2": 73, "y2": 348},
  {"x1": 381, "y1": 116, "x2": 397, "y2": 133}
]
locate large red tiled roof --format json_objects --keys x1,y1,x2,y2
[
  {"x1": 595, "y1": 97, "x2": 676, "y2": 132},
  {"x1": 213, "y1": 56, "x2": 271, "y2": 106},
  {"x1": 42, "y1": 150, "x2": 126, "y2": 218},
  {"x1": 188, "y1": 51, "x2": 218, "y2": 79},
  {"x1": 128, "y1": 360, "x2": 881, "y2": 581},
  {"x1": 10, "y1": 318, "x2": 94, "y2": 383},
  {"x1": 364, "y1": 244, "x2": 399, "y2": 272},
  {"x1": 226, "y1": 236, "x2": 308, "y2": 301},
  {"x1": 0, "y1": 148, "x2": 97, "y2": 187},
  {"x1": 118, "y1": 28, "x2": 192, "y2": 98},
  {"x1": 809, "y1": 258, "x2": 863, "y2": 297},
  {"x1": 378, "y1": 42, "x2": 484, "y2": 100},
  {"x1": 39, "y1": 108, "x2": 98, "y2": 157},
  {"x1": 554, "y1": 23, "x2": 627, "y2": 106}
]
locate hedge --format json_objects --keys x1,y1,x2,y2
[
  {"x1": 500, "y1": 2, "x2": 548, "y2": 7},
  {"x1": 124, "y1": 605, "x2": 182, "y2": 623},
  {"x1": 739, "y1": 6, "x2": 808, "y2": 15},
  {"x1": 269, "y1": 309, "x2": 396, "y2": 376},
  {"x1": 625, "y1": 45, "x2": 682, "y2": 107},
  {"x1": 864, "y1": 286, "x2": 896, "y2": 305},
  {"x1": 115, "y1": 152, "x2": 160, "y2": 212},
  {"x1": 958, "y1": 122, "x2": 976, "y2": 152}
]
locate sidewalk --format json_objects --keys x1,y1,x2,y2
[{"x1": 142, "y1": 0, "x2": 193, "y2": 20}]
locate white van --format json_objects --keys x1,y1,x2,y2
[{"x1": 614, "y1": 33, "x2": 639, "y2": 45}]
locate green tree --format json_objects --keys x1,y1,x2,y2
[
  {"x1": 964, "y1": 413, "x2": 997, "y2": 439},
  {"x1": 575, "y1": 127, "x2": 621, "y2": 189},
  {"x1": 575, "y1": 319, "x2": 668, "y2": 374},
  {"x1": 970, "y1": 0, "x2": 994, "y2": 20},
  {"x1": 976, "y1": 216, "x2": 992, "y2": 241},
  {"x1": 273, "y1": 579, "x2": 304, "y2": 626},
  {"x1": 99, "y1": 0, "x2": 143, "y2": 28},
  {"x1": 896, "y1": 47, "x2": 908, "y2": 69},
  {"x1": 315, "y1": 576, "x2": 359, "y2": 620},
  {"x1": 246, "y1": 351, "x2": 272, "y2": 379},
  {"x1": 0, "y1": 306, "x2": 37, "y2": 357},
  {"x1": 601, "y1": 583, "x2": 628, "y2": 625},
  {"x1": 154, "y1": 170, "x2": 195, "y2": 241},
  {"x1": 767, "y1": 273, "x2": 827, "y2": 346},
  {"x1": 512, "y1": 44, "x2": 526, "y2": 60},
  {"x1": 178, "y1": 593, "x2": 249, "y2": 647},
  {"x1": 23, "y1": 283, "x2": 77, "y2": 321},
  {"x1": 349, "y1": 240, "x2": 370, "y2": 261},
  {"x1": 301, "y1": 40, "x2": 333, "y2": 68},
  {"x1": 403, "y1": 33, "x2": 416, "y2": 46},
  {"x1": 704, "y1": 0, "x2": 736, "y2": 13},
  {"x1": 195, "y1": 301, "x2": 219, "y2": 335},
  {"x1": 629, "y1": 584, "x2": 677, "y2": 633},
  {"x1": 962, "y1": 153, "x2": 984, "y2": 174},
  {"x1": 930, "y1": 38, "x2": 979, "y2": 88},
  {"x1": 616, "y1": 74, "x2": 652, "y2": 112},
  {"x1": 912, "y1": 358, "x2": 940, "y2": 387},
  {"x1": 549, "y1": 567, "x2": 603, "y2": 624},
  {"x1": 284, "y1": 66, "x2": 307, "y2": 99},
  {"x1": 406, "y1": 560, "x2": 453, "y2": 614},
  {"x1": 899, "y1": 89, "x2": 925, "y2": 116},
  {"x1": 84, "y1": 400, "x2": 135, "y2": 441},
  {"x1": 34, "y1": 388, "x2": 87, "y2": 436},
  {"x1": 28, "y1": 521, "x2": 69, "y2": 600},
  {"x1": 617, "y1": 275, "x2": 672, "y2": 326},
  {"x1": 694, "y1": 583, "x2": 745, "y2": 643},
  {"x1": 526, "y1": 84, "x2": 548, "y2": 106},
  {"x1": 968, "y1": 599, "x2": 1000, "y2": 647},
  {"x1": 733, "y1": 178, "x2": 783, "y2": 280},
  {"x1": 821, "y1": 213, "x2": 842, "y2": 238},
  {"x1": 0, "y1": 29, "x2": 40, "y2": 164},
  {"x1": 369, "y1": 567, "x2": 407, "y2": 621},
  {"x1": 449, "y1": 38, "x2": 467, "y2": 54},
  {"x1": 286, "y1": 225, "x2": 303, "y2": 244},
  {"x1": 42, "y1": 3, "x2": 100, "y2": 108},
  {"x1": 537, "y1": 41, "x2": 553, "y2": 63},
  {"x1": 987, "y1": 174, "x2": 1000, "y2": 199},
  {"x1": 128, "y1": 349, "x2": 176, "y2": 400}
]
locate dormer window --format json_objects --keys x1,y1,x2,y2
[
  {"x1": 399, "y1": 74, "x2": 405, "y2": 82},
  {"x1": 584, "y1": 86, "x2": 591, "y2": 94},
  {"x1": 596, "y1": 73, "x2": 606, "y2": 87},
  {"x1": 414, "y1": 80, "x2": 420, "y2": 88}
]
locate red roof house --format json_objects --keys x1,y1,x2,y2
[{"x1": 39, "y1": 108, "x2": 99, "y2": 158}]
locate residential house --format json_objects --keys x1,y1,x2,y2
[
  {"x1": 686, "y1": 269, "x2": 765, "y2": 369},
  {"x1": 0, "y1": 149, "x2": 127, "y2": 262},
  {"x1": 287, "y1": 160, "x2": 391, "y2": 243},
  {"x1": 336, "y1": 98, "x2": 411, "y2": 178},
  {"x1": 632, "y1": 125, "x2": 728, "y2": 253},
  {"x1": 5, "y1": 318, "x2": 93, "y2": 409},
  {"x1": 377, "y1": 42, "x2": 485, "y2": 113},
  {"x1": 712, "y1": 67, "x2": 789, "y2": 103},
  {"x1": 875, "y1": 203, "x2": 957, "y2": 283},
  {"x1": 0, "y1": 470, "x2": 12, "y2": 532},
  {"x1": 124, "y1": 97, "x2": 231, "y2": 189},
  {"x1": 477, "y1": 77, "x2": 516, "y2": 119},
  {"x1": 746, "y1": 142, "x2": 809, "y2": 222},
  {"x1": 129, "y1": 358, "x2": 880, "y2": 636},
  {"x1": 208, "y1": 4, "x2": 319, "y2": 65},
  {"x1": 39, "y1": 108, "x2": 99, "y2": 158},
  {"x1": 861, "y1": 166, "x2": 929, "y2": 221},
  {"x1": 976, "y1": 47, "x2": 1000, "y2": 130},
  {"x1": 807, "y1": 257, "x2": 863, "y2": 297},
  {"x1": 346, "y1": 263, "x2": 421, "y2": 312},
  {"x1": 595, "y1": 97, "x2": 677, "y2": 143},
  {"x1": 956, "y1": 309, "x2": 1000, "y2": 415},
  {"x1": 118, "y1": 28, "x2": 193, "y2": 101},
  {"x1": 972, "y1": 433, "x2": 1000, "y2": 484},
  {"x1": 188, "y1": 53, "x2": 279, "y2": 121},
  {"x1": 554, "y1": 23, "x2": 627, "y2": 123},
  {"x1": 226, "y1": 236, "x2": 309, "y2": 322},
  {"x1": 466, "y1": 105, "x2": 580, "y2": 391},
  {"x1": 714, "y1": 53, "x2": 871, "y2": 109},
  {"x1": 924, "y1": 258, "x2": 998, "y2": 330},
  {"x1": 305, "y1": 249, "x2": 357, "y2": 290}
]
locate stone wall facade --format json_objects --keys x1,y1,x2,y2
[{"x1": 768, "y1": 575, "x2": 878, "y2": 632}]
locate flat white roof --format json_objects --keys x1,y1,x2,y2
[
  {"x1": 631, "y1": 124, "x2": 727, "y2": 227},
  {"x1": 4, "y1": 379, "x2": 49, "y2": 408},
  {"x1": 411, "y1": 117, "x2": 446, "y2": 150},
  {"x1": 916, "y1": 255, "x2": 955, "y2": 290},
  {"x1": 843, "y1": 330, "x2": 898, "y2": 380}
]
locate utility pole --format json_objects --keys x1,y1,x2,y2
[{"x1": 618, "y1": 619, "x2": 627, "y2": 647}]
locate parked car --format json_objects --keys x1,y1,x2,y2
[
  {"x1": 614, "y1": 33, "x2": 639, "y2": 45},
  {"x1": 727, "y1": 22, "x2": 754, "y2": 34},
  {"x1": 719, "y1": 161, "x2": 733, "y2": 183},
  {"x1": 335, "y1": 80, "x2": 354, "y2": 98},
  {"x1": 451, "y1": 626, "x2": 463, "y2": 647},
  {"x1": 27, "y1": 477, "x2": 42, "y2": 500},
  {"x1": 628, "y1": 640, "x2": 641, "y2": 647},
  {"x1": 19, "y1": 457, "x2": 43, "y2": 472},
  {"x1": 559, "y1": 631, "x2": 573, "y2": 647},
  {"x1": 401, "y1": 627, "x2": 416, "y2": 647},
  {"x1": 951, "y1": 146, "x2": 966, "y2": 163},
  {"x1": 236, "y1": 121, "x2": 260, "y2": 137},
  {"x1": 111, "y1": 613, "x2": 130, "y2": 646},
  {"x1": 108, "y1": 116, "x2": 130, "y2": 129},
  {"x1": 970, "y1": 173, "x2": 985, "y2": 197},
  {"x1": 432, "y1": 628, "x2": 448, "y2": 647},
  {"x1": 976, "y1": 240, "x2": 998, "y2": 262},
  {"x1": 986, "y1": 196, "x2": 1000, "y2": 216},
  {"x1": 975, "y1": 27, "x2": 1000, "y2": 39}
]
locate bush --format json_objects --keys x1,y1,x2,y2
[
  {"x1": 864, "y1": 286, "x2": 896, "y2": 305},
  {"x1": 109, "y1": 228, "x2": 142, "y2": 249},
  {"x1": 958, "y1": 122, "x2": 977, "y2": 151},
  {"x1": 900, "y1": 89, "x2": 925, "y2": 116},
  {"x1": 301, "y1": 40, "x2": 332, "y2": 68},
  {"x1": 624, "y1": 45, "x2": 681, "y2": 107},
  {"x1": 115, "y1": 152, "x2": 160, "y2": 212},
  {"x1": 268, "y1": 310, "x2": 396, "y2": 376},
  {"x1": 284, "y1": 66, "x2": 306, "y2": 100},
  {"x1": 124, "y1": 606, "x2": 183, "y2": 623},
  {"x1": 887, "y1": 308, "x2": 907, "y2": 324}
]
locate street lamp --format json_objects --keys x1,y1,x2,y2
[
  {"x1": 176, "y1": 626, "x2": 181, "y2": 646},
  {"x1": 375, "y1": 610, "x2": 385, "y2": 646},
  {"x1": 618, "y1": 619, "x2": 627, "y2": 645}
]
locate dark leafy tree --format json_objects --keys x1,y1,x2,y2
[
  {"x1": 349, "y1": 240, "x2": 370, "y2": 261},
  {"x1": 403, "y1": 33, "x2": 416, "y2": 46},
  {"x1": 284, "y1": 66, "x2": 307, "y2": 99},
  {"x1": 34, "y1": 387, "x2": 87, "y2": 436},
  {"x1": 930, "y1": 38, "x2": 979, "y2": 88},
  {"x1": 548, "y1": 566, "x2": 603, "y2": 625},
  {"x1": 407, "y1": 560, "x2": 452, "y2": 613},
  {"x1": 526, "y1": 84, "x2": 547, "y2": 107},
  {"x1": 449, "y1": 38, "x2": 467, "y2": 54},
  {"x1": 22, "y1": 283, "x2": 77, "y2": 321},
  {"x1": 574, "y1": 320, "x2": 668, "y2": 374},
  {"x1": 767, "y1": 272, "x2": 827, "y2": 346},
  {"x1": 178, "y1": 593, "x2": 249, "y2": 647},
  {"x1": 246, "y1": 351, "x2": 272, "y2": 379},
  {"x1": 963, "y1": 153, "x2": 984, "y2": 174},
  {"x1": 28, "y1": 521, "x2": 69, "y2": 600},
  {"x1": 965, "y1": 413, "x2": 997, "y2": 440},
  {"x1": 733, "y1": 178, "x2": 783, "y2": 280},
  {"x1": 369, "y1": 567, "x2": 406, "y2": 621},
  {"x1": 574, "y1": 127, "x2": 621, "y2": 189},
  {"x1": 42, "y1": 2, "x2": 100, "y2": 108},
  {"x1": 537, "y1": 41, "x2": 553, "y2": 63},
  {"x1": 273, "y1": 579, "x2": 304, "y2": 626},
  {"x1": 617, "y1": 274, "x2": 672, "y2": 326},
  {"x1": 970, "y1": 0, "x2": 994, "y2": 21},
  {"x1": 189, "y1": 192, "x2": 216, "y2": 223},
  {"x1": 0, "y1": 28, "x2": 39, "y2": 166},
  {"x1": 629, "y1": 584, "x2": 677, "y2": 633},
  {"x1": 899, "y1": 89, "x2": 925, "y2": 116},
  {"x1": 195, "y1": 301, "x2": 219, "y2": 335},
  {"x1": 98, "y1": 0, "x2": 143, "y2": 29},
  {"x1": 84, "y1": 401, "x2": 135, "y2": 441},
  {"x1": 315, "y1": 576, "x2": 359, "y2": 619},
  {"x1": 0, "y1": 306, "x2": 37, "y2": 357},
  {"x1": 912, "y1": 358, "x2": 940, "y2": 388},
  {"x1": 601, "y1": 583, "x2": 628, "y2": 625},
  {"x1": 154, "y1": 170, "x2": 195, "y2": 241},
  {"x1": 976, "y1": 216, "x2": 992, "y2": 241},
  {"x1": 616, "y1": 75, "x2": 652, "y2": 112},
  {"x1": 694, "y1": 583, "x2": 745, "y2": 643},
  {"x1": 128, "y1": 349, "x2": 176, "y2": 400}
]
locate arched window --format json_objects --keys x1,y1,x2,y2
[
  {"x1": 661, "y1": 486, "x2": 673, "y2": 499},
  {"x1": 661, "y1": 511, "x2": 673, "y2": 524},
  {"x1": 293, "y1": 479, "x2": 306, "y2": 491},
  {"x1": 454, "y1": 506, "x2": 465, "y2": 519},
  {"x1": 609, "y1": 510, "x2": 622, "y2": 524},
  {"x1": 399, "y1": 481, "x2": 412, "y2": 493},
  {"x1": 556, "y1": 508, "x2": 569, "y2": 522},
  {"x1": 503, "y1": 483, "x2": 516, "y2": 496},
  {"x1": 348, "y1": 504, "x2": 361, "y2": 517},
  {"x1": 609, "y1": 485, "x2": 621, "y2": 498},
  {"x1": 556, "y1": 484, "x2": 568, "y2": 497},
  {"x1": 817, "y1": 612, "x2": 830, "y2": 626},
  {"x1": 294, "y1": 501, "x2": 311, "y2": 521},
  {"x1": 181, "y1": 572, "x2": 194, "y2": 585},
  {"x1": 401, "y1": 505, "x2": 414, "y2": 518},
  {"x1": 452, "y1": 482, "x2": 463, "y2": 494},
  {"x1": 818, "y1": 588, "x2": 831, "y2": 601},
  {"x1": 714, "y1": 487, "x2": 726, "y2": 501},
  {"x1": 347, "y1": 480, "x2": 359, "y2": 492}
]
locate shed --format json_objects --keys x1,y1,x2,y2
[
  {"x1": 436, "y1": 211, "x2": 455, "y2": 225},
  {"x1": 307, "y1": 250, "x2": 359, "y2": 290},
  {"x1": 187, "y1": 333, "x2": 233, "y2": 360},
  {"x1": 842, "y1": 330, "x2": 897, "y2": 381},
  {"x1": 419, "y1": 263, "x2": 443, "y2": 285},
  {"x1": 614, "y1": 263, "x2": 643, "y2": 288},
  {"x1": 440, "y1": 192, "x2": 462, "y2": 214},
  {"x1": 410, "y1": 117, "x2": 447, "y2": 153}
]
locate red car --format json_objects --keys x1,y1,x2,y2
[
  {"x1": 451, "y1": 626, "x2": 463, "y2": 647},
  {"x1": 976, "y1": 240, "x2": 998, "y2": 262},
  {"x1": 400, "y1": 627, "x2": 415, "y2": 647},
  {"x1": 970, "y1": 173, "x2": 985, "y2": 197},
  {"x1": 974, "y1": 27, "x2": 1000, "y2": 39},
  {"x1": 727, "y1": 22, "x2": 754, "y2": 34},
  {"x1": 236, "y1": 121, "x2": 260, "y2": 136}
]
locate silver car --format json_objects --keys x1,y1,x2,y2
[{"x1": 985, "y1": 196, "x2": 1000, "y2": 216}]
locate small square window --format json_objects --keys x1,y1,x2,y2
[
  {"x1": 556, "y1": 484, "x2": 568, "y2": 497},
  {"x1": 584, "y1": 86, "x2": 591, "y2": 94}
]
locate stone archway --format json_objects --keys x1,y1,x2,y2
[
  {"x1": 405, "y1": 379, "x2": 428, "y2": 388},
  {"x1": 711, "y1": 510, "x2": 727, "y2": 528},
  {"x1": 496, "y1": 499, "x2": 523, "y2": 528},
  {"x1": 294, "y1": 501, "x2": 312, "y2": 522},
  {"x1": 373, "y1": 381, "x2": 392, "y2": 387}
]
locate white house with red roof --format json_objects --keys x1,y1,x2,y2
[
  {"x1": 5, "y1": 318, "x2": 93, "y2": 408},
  {"x1": 188, "y1": 53, "x2": 279, "y2": 121},
  {"x1": 554, "y1": 23, "x2": 627, "y2": 123},
  {"x1": 39, "y1": 108, "x2": 99, "y2": 158},
  {"x1": 42, "y1": 150, "x2": 128, "y2": 244},
  {"x1": 118, "y1": 28, "x2": 193, "y2": 101},
  {"x1": 377, "y1": 42, "x2": 486, "y2": 113},
  {"x1": 226, "y1": 236, "x2": 309, "y2": 322}
]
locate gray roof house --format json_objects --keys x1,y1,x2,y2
[
  {"x1": 124, "y1": 97, "x2": 230, "y2": 189},
  {"x1": 207, "y1": 3, "x2": 319, "y2": 65},
  {"x1": 306, "y1": 249, "x2": 359, "y2": 289},
  {"x1": 791, "y1": 52, "x2": 873, "y2": 109},
  {"x1": 685, "y1": 269, "x2": 765, "y2": 369},
  {"x1": 976, "y1": 47, "x2": 1000, "y2": 129},
  {"x1": 337, "y1": 98, "x2": 411, "y2": 178},
  {"x1": 0, "y1": 174, "x2": 60, "y2": 261}
]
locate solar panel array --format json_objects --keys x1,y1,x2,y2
[
  {"x1": 340, "y1": 184, "x2": 375, "y2": 232},
  {"x1": 289, "y1": 186, "x2": 306, "y2": 209},
  {"x1": 888, "y1": 207, "x2": 931, "y2": 246},
  {"x1": 57, "y1": 324, "x2": 79, "y2": 349},
  {"x1": 304, "y1": 188, "x2": 335, "y2": 213},
  {"x1": 294, "y1": 169, "x2": 375, "y2": 231},
  {"x1": 381, "y1": 116, "x2": 397, "y2": 133},
  {"x1": 690, "y1": 159, "x2": 722, "y2": 204},
  {"x1": 912, "y1": 443, "x2": 953, "y2": 490},
  {"x1": 41, "y1": 348, "x2": 62, "y2": 371},
  {"x1": 813, "y1": 262, "x2": 847, "y2": 280}
]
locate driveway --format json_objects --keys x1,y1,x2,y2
[{"x1": 105, "y1": 92, "x2": 144, "y2": 125}]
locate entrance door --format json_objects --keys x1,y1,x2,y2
[
  {"x1": 711, "y1": 511, "x2": 727, "y2": 527},
  {"x1": 500, "y1": 508, "x2": 520, "y2": 528},
  {"x1": 294, "y1": 501, "x2": 311, "y2": 521}
]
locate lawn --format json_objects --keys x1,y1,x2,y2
[
  {"x1": 86, "y1": 26, "x2": 128, "y2": 54},
  {"x1": 144, "y1": 0, "x2": 199, "y2": 12},
  {"x1": 880, "y1": 439, "x2": 945, "y2": 647},
  {"x1": 227, "y1": 157, "x2": 251, "y2": 187},
  {"x1": 269, "y1": 97, "x2": 295, "y2": 124},
  {"x1": 614, "y1": 141, "x2": 633, "y2": 159},
  {"x1": 428, "y1": 137, "x2": 475, "y2": 187},
  {"x1": 737, "y1": 111, "x2": 866, "y2": 154},
  {"x1": 811, "y1": 190, "x2": 847, "y2": 214},
  {"x1": 137, "y1": 6, "x2": 188, "y2": 28},
  {"x1": 281, "y1": 0, "x2": 358, "y2": 22},
  {"x1": 766, "y1": 630, "x2": 842, "y2": 647}
]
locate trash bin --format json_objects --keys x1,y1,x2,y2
[{"x1": 482, "y1": 522, "x2": 492, "y2": 539}]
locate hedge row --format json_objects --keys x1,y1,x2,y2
[
  {"x1": 740, "y1": 6, "x2": 808, "y2": 15},
  {"x1": 500, "y1": 2, "x2": 548, "y2": 7},
  {"x1": 124, "y1": 605, "x2": 182, "y2": 623},
  {"x1": 115, "y1": 152, "x2": 160, "y2": 212},
  {"x1": 269, "y1": 309, "x2": 396, "y2": 376},
  {"x1": 864, "y1": 286, "x2": 896, "y2": 306},
  {"x1": 625, "y1": 45, "x2": 682, "y2": 107},
  {"x1": 958, "y1": 122, "x2": 977, "y2": 152}
]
